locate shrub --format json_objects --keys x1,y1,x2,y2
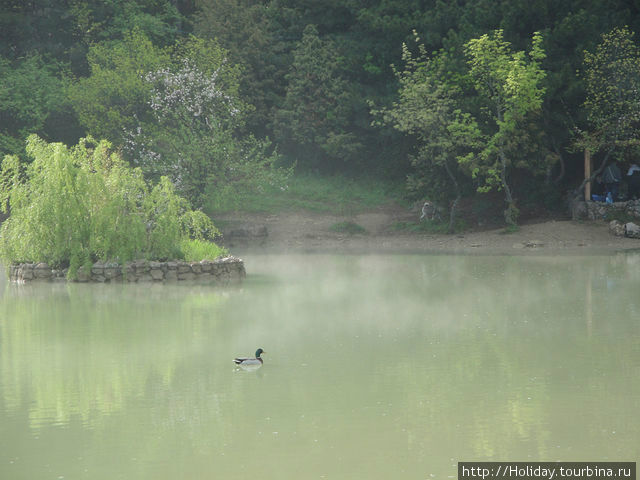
[
  {"x1": 180, "y1": 238, "x2": 227, "y2": 261},
  {"x1": 70, "y1": 33, "x2": 291, "y2": 208},
  {"x1": 0, "y1": 135, "x2": 223, "y2": 278}
]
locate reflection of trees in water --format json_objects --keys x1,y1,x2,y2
[{"x1": 0, "y1": 283, "x2": 232, "y2": 430}]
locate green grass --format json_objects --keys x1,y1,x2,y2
[
  {"x1": 329, "y1": 221, "x2": 367, "y2": 235},
  {"x1": 204, "y1": 173, "x2": 403, "y2": 215},
  {"x1": 180, "y1": 238, "x2": 228, "y2": 261}
]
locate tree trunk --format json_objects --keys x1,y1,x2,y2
[
  {"x1": 499, "y1": 150, "x2": 517, "y2": 226},
  {"x1": 443, "y1": 159, "x2": 461, "y2": 233},
  {"x1": 573, "y1": 148, "x2": 613, "y2": 200},
  {"x1": 495, "y1": 109, "x2": 517, "y2": 226}
]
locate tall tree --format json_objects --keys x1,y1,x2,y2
[
  {"x1": 579, "y1": 26, "x2": 640, "y2": 185},
  {"x1": 194, "y1": 0, "x2": 286, "y2": 138},
  {"x1": 69, "y1": 30, "x2": 291, "y2": 208},
  {"x1": 372, "y1": 37, "x2": 481, "y2": 232},
  {"x1": 0, "y1": 54, "x2": 67, "y2": 157},
  {"x1": 464, "y1": 29, "x2": 548, "y2": 225},
  {"x1": 274, "y1": 24, "x2": 360, "y2": 171},
  {"x1": 68, "y1": 30, "x2": 171, "y2": 145}
]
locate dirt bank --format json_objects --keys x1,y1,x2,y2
[{"x1": 215, "y1": 205, "x2": 640, "y2": 255}]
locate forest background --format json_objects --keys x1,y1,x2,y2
[{"x1": 2, "y1": 0, "x2": 640, "y2": 229}]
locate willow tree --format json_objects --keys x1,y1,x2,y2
[
  {"x1": 464, "y1": 30, "x2": 547, "y2": 226},
  {"x1": 0, "y1": 135, "x2": 222, "y2": 278}
]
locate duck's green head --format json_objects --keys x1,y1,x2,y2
[{"x1": 255, "y1": 348, "x2": 265, "y2": 358}]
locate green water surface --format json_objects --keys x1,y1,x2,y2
[{"x1": 1, "y1": 254, "x2": 639, "y2": 479}]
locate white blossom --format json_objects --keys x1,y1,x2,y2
[{"x1": 144, "y1": 59, "x2": 238, "y2": 124}]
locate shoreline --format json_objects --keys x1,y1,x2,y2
[{"x1": 217, "y1": 209, "x2": 640, "y2": 256}]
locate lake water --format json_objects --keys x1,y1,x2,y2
[{"x1": 1, "y1": 253, "x2": 639, "y2": 479}]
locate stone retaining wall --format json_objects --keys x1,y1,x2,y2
[
  {"x1": 570, "y1": 199, "x2": 640, "y2": 239},
  {"x1": 8, "y1": 256, "x2": 245, "y2": 284},
  {"x1": 577, "y1": 199, "x2": 640, "y2": 221}
]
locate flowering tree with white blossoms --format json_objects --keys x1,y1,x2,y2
[
  {"x1": 71, "y1": 34, "x2": 289, "y2": 208},
  {"x1": 146, "y1": 60, "x2": 239, "y2": 126},
  {"x1": 125, "y1": 54, "x2": 287, "y2": 205},
  {"x1": 121, "y1": 39, "x2": 289, "y2": 207}
]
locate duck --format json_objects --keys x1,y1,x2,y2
[{"x1": 234, "y1": 348, "x2": 265, "y2": 368}]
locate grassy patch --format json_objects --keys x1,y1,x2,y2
[
  {"x1": 204, "y1": 172, "x2": 403, "y2": 215},
  {"x1": 180, "y1": 238, "x2": 228, "y2": 261},
  {"x1": 329, "y1": 221, "x2": 367, "y2": 235}
]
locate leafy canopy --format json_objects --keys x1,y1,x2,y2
[
  {"x1": 274, "y1": 24, "x2": 361, "y2": 170},
  {"x1": 0, "y1": 54, "x2": 67, "y2": 157},
  {"x1": 582, "y1": 26, "x2": 640, "y2": 156},
  {"x1": 371, "y1": 33, "x2": 481, "y2": 230},
  {"x1": 68, "y1": 29, "x2": 171, "y2": 145},
  {"x1": 70, "y1": 32, "x2": 290, "y2": 207},
  {"x1": 463, "y1": 29, "x2": 547, "y2": 225},
  {"x1": 0, "y1": 135, "x2": 223, "y2": 278}
]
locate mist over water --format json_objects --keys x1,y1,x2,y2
[{"x1": 1, "y1": 253, "x2": 639, "y2": 479}]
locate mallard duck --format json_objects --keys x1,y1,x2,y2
[{"x1": 234, "y1": 348, "x2": 265, "y2": 368}]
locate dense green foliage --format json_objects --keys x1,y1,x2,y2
[
  {"x1": 581, "y1": 27, "x2": 640, "y2": 165},
  {"x1": 372, "y1": 35, "x2": 480, "y2": 231},
  {"x1": 274, "y1": 24, "x2": 361, "y2": 171},
  {"x1": 464, "y1": 30, "x2": 548, "y2": 225},
  {"x1": 68, "y1": 32, "x2": 291, "y2": 206},
  {"x1": 67, "y1": 29, "x2": 171, "y2": 145},
  {"x1": 0, "y1": 54, "x2": 68, "y2": 156},
  {"x1": 0, "y1": 136, "x2": 224, "y2": 277},
  {"x1": 2, "y1": 1, "x2": 640, "y2": 225}
]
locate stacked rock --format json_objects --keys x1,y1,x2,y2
[{"x1": 8, "y1": 257, "x2": 246, "y2": 284}]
